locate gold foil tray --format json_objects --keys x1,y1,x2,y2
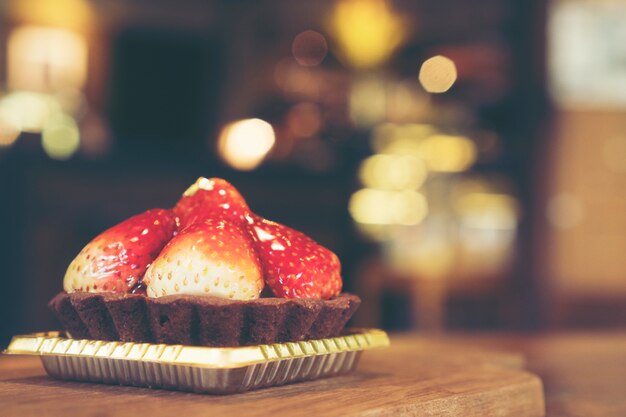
[{"x1": 3, "y1": 329, "x2": 389, "y2": 394}]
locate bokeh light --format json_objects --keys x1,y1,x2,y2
[
  {"x1": 0, "y1": 105, "x2": 22, "y2": 147},
  {"x1": 218, "y1": 118, "x2": 276, "y2": 171},
  {"x1": 0, "y1": 92, "x2": 62, "y2": 133},
  {"x1": 415, "y1": 135, "x2": 476, "y2": 172},
  {"x1": 419, "y1": 55, "x2": 458, "y2": 93},
  {"x1": 349, "y1": 76, "x2": 386, "y2": 127},
  {"x1": 8, "y1": 25, "x2": 88, "y2": 91},
  {"x1": 8, "y1": 0, "x2": 92, "y2": 32},
  {"x1": 292, "y1": 30, "x2": 328, "y2": 67},
  {"x1": 455, "y1": 192, "x2": 519, "y2": 230},
  {"x1": 349, "y1": 188, "x2": 428, "y2": 226},
  {"x1": 377, "y1": 132, "x2": 476, "y2": 173},
  {"x1": 359, "y1": 154, "x2": 427, "y2": 191},
  {"x1": 41, "y1": 114, "x2": 80, "y2": 160},
  {"x1": 329, "y1": 0, "x2": 406, "y2": 68},
  {"x1": 55, "y1": 88, "x2": 87, "y2": 117},
  {"x1": 371, "y1": 123, "x2": 436, "y2": 152}
]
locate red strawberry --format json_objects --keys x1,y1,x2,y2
[
  {"x1": 143, "y1": 219, "x2": 264, "y2": 300},
  {"x1": 246, "y1": 215, "x2": 342, "y2": 299},
  {"x1": 63, "y1": 209, "x2": 177, "y2": 293},
  {"x1": 174, "y1": 177, "x2": 250, "y2": 229}
]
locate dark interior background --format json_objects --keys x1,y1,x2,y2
[{"x1": 1, "y1": 0, "x2": 625, "y2": 345}]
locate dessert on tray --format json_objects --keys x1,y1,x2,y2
[
  {"x1": 49, "y1": 177, "x2": 360, "y2": 347},
  {"x1": 4, "y1": 177, "x2": 383, "y2": 395}
]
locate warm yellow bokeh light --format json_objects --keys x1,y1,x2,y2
[
  {"x1": 455, "y1": 192, "x2": 519, "y2": 230},
  {"x1": 353, "y1": 222, "x2": 391, "y2": 241},
  {"x1": 0, "y1": 105, "x2": 22, "y2": 147},
  {"x1": 419, "y1": 55, "x2": 457, "y2": 93},
  {"x1": 41, "y1": 114, "x2": 80, "y2": 160},
  {"x1": 359, "y1": 153, "x2": 427, "y2": 191},
  {"x1": 8, "y1": 0, "x2": 93, "y2": 31},
  {"x1": 0, "y1": 92, "x2": 62, "y2": 133},
  {"x1": 218, "y1": 118, "x2": 276, "y2": 171},
  {"x1": 390, "y1": 190, "x2": 429, "y2": 225},
  {"x1": 349, "y1": 76, "x2": 387, "y2": 127},
  {"x1": 349, "y1": 188, "x2": 428, "y2": 226},
  {"x1": 370, "y1": 125, "x2": 476, "y2": 173},
  {"x1": 8, "y1": 25, "x2": 88, "y2": 91},
  {"x1": 417, "y1": 135, "x2": 476, "y2": 172},
  {"x1": 329, "y1": 0, "x2": 406, "y2": 68},
  {"x1": 349, "y1": 188, "x2": 389, "y2": 225},
  {"x1": 371, "y1": 123, "x2": 437, "y2": 153}
]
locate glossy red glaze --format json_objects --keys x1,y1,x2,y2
[
  {"x1": 64, "y1": 209, "x2": 178, "y2": 293},
  {"x1": 65, "y1": 178, "x2": 343, "y2": 300},
  {"x1": 246, "y1": 214, "x2": 342, "y2": 300},
  {"x1": 173, "y1": 177, "x2": 250, "y2": 229}
]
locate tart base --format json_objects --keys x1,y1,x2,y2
[{"x1": 48, "y1": 292, "x2": 361, "y2": 347}]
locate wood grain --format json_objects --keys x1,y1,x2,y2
[{"x1": 0, "y1": 333, "x2": 546, "y2": 417}]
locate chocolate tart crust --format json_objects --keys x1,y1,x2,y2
[{"x1": 49, "y1": 292, "x2": 361, "y2": 347}]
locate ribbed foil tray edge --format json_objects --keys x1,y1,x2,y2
[{"x1": 3, "y1": 329, "x2": 389, "y2": 394}]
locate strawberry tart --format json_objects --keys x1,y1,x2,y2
[{"x1": 49, "y1": 178, "x2": 360, "y2": 346}]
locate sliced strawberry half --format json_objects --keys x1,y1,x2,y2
[
  {"x1": 63, "y1": 208, "x2": 178, "y2": 293},
  {"x1": 246, "y1": 214, "x2": 342, "y2": 299},
  {"x1": 174, "y1": 177, "x2": 250, "y2": 229},
  {"x1": 143, "y1": 219, "x2": 264, "y2": 300}
]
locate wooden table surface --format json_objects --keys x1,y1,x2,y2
[{"x1": 1, "y1": 331, "x2": 625, "y2": 417}]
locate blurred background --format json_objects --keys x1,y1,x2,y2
[{"x1": 1, "y1": 0, "x2": 625, "y2": 345}]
